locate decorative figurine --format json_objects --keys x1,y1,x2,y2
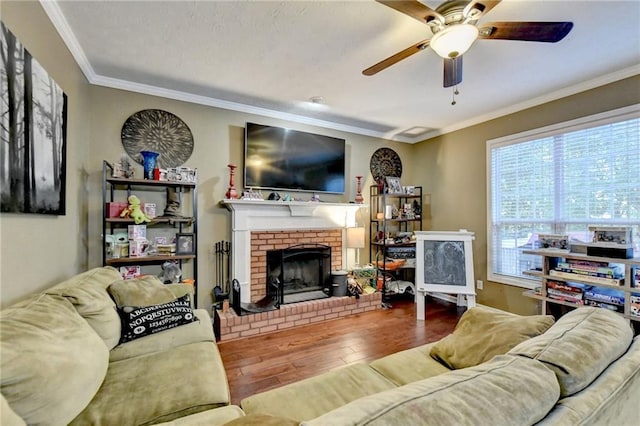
[
  {"x1": 225, "y1": 164, "x2": 238, "y2": 199},
  {"x1": 163, "y1": 187, "x2": 182, "y2": 217},
  {"x1": 120, "y1": 195, "x2": 151, "y2": 224},
  {"x1": 355, "y1": 176, "x2": 364, "y2": 204}
]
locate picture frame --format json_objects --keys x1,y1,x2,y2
[
  {"x1": 1, "y1": 22, "x2": 67, "y2": 215},
  {"x1": 385, "y1": 176, "x2": 402, "y2": 194},
  {"x1": 176, "y1": 233, "x2": 195, "y2": 255}
]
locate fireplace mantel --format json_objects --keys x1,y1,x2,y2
[
  {"x1": 221, "y1": 199, "x2": 366, "y2": 303},
  {"x1": 221, "y1": 199, "x2": 364, "y2": 229}
]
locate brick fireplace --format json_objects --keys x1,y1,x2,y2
[
  {"x1": 219, "y1": 199, "x2": 381, "y2": 340},
  {"x1": 251, "y1": 230, "x2": 341, "y2": 302},
  {"x1": 222, "y1": 199, "x2": 361, "y2": 304}
]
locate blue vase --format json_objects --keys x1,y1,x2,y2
[{"x1": 140, "y1": 151, "x2": 159, "y2": 180}]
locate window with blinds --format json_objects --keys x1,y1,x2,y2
[{"x1": 487, "y1": 105, "x2": 640, "y2": 288}]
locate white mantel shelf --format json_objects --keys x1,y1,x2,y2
[
  {"x1": 220, "y1": 199, "x2": 367, "y2": 302},
  {"x1": 220, "y1": 199, "x2": 366, "y2": 231}
]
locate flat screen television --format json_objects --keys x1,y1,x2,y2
[{"x1": 244, "y1": 122, "x2": 346, "y2": 194}]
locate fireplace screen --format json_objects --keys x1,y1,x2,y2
[{"x1": 267, "y1": 244, "x2": 332, "y2": 305}]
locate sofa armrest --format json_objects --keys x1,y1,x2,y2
[{"x1": 110, "y1": 309, "x2": 215, "y2": 361}]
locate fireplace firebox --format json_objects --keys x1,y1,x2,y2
[{"x1": 267, "y1": 244, "x2": 332, "y2": 305}]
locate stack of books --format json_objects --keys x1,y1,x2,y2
[
  {"x1": 546, "y1": 280, "x2": 586, "y2": 304},
  {"x1": 631, "y1": 293, "x2": 640, "y2": 318},
  {"x1": 550, "y1": 259, "x2": 623, "y2": 286},
  {"x1": 583, "y1": 287, "x2": 625, "y2": 313},
  {"x1": 157, "y1": 244, "x2": 176, "y2": 255}
]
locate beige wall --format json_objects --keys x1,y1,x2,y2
[
  {"x1": 87, "y1": 86, "x2": 412, "y2": 308},
  {"x1": 413, "y1": 76, "x2": 640, "y2": 315},
  {"x1": 1, "y1": 1, "x2": 91, "y2": 307}
]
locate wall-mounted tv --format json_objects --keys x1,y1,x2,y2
[{"x1": 244, "y1": 122, "x2": 346, "y2": 194}]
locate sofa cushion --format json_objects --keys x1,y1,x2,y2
[
  {"x1": 302, "y1": 355, "x2": 560, "y2": 426},
  {"x1": 241, "y1": 363, "x2": 397, "y2": 422},
  {"x1": 70, "y1": 341, "x2": 230, "y2": 425},
  {"x1": 508, "y1": 306, "x2": 633, "y2": 397},
  {"x1": 1, "y1": 394, "x2": 26, "y2": 426},
  {"x1": 370, "y1": 342, "x2": 451, "y2": 386},
  {"x1": 429, "y1": 306, "x2": 554, "y2": 369},
  {"x1": 108, "y1": 275, "x2": 177, "y2": 307},
  {"x1": 154, "y1": 405, "x2": 246, "y2": 426},
  {"x1": 536, "y1": 336, "x2": 640, "y2": 426},
  {"x1": 0, "y1": 294, "x2": 109, "y2": 426},
  {"x1": 117, "y1": 294, "x2": 198, "y2": 343},
  {"x1": 223, "y1": 413, "x2": 299, "y2": 426},
  {"x1": 45, "y1": 266, "x2": 123, "y2": 349},
  {"x1": 110, "y1": 308, "x2": 215, "y2": 361},
  {"x1": 165, "y1": 283, "x2": 196, "y2": 308}
]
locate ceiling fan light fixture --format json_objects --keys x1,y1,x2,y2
[{"x1": 430, "y1": 24, "x2": 479, "y2": 59}]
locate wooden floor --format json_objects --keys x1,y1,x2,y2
[{"x1": 218, "y1": 296, "x2": 465, "y2": 405}]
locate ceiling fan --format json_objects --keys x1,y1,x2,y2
[{"x1": 363, "y1": 0, "x2": 573, "y2": 90}]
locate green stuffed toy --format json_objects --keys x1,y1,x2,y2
[{"x1": 120, "y1": 195, "x2": 151, "y2": 224}]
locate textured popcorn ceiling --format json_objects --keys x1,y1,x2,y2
[{"x1": 46, "y1": 0, "x2": 639, "y2": 142}]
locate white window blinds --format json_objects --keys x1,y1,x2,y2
[{"x1": 487, "y1": 106, "x2": 640, "y2": 287}]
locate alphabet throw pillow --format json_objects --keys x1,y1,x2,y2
[{"x1": 117, "y1": 294, "x2": 197, "y2": 343}]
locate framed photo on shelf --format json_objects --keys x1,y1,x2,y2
[
  {"x1": 385, "y1": 176, "x2": 402, "y2": 194},
  {"x1": 176, "y1": 233, "x2": 195, "y2": 255}
]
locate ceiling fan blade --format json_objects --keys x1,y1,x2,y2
[
  {"x1": 463, "y1": 1, "x2": 501, "y2": 21},
  {"x1": 443, "y1": 56, "x2": 463, "y2": 87},
  {"x1": 376, "y1": 0, "x2": 444, "y2": 25},
  {"x1": 363, "y1": 39, "x2": 430, "y2": 76},
  {"x1": 478, "y1": 21, "x2": 574, "y2": 42}
]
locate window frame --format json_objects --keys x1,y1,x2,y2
[{"x1": 486, "y1": 104, "x2": 640, "y2": 289}]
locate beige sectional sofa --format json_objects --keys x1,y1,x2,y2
[
  {"x1": 235, "y1": 305, "x2": 640, "y2": 426},
  {"x1": 0, "y1": 267, "x2": 240, "y2": 425},
  {"x1": 2, "y1": 267, "x2": 639, "y2": 425}
]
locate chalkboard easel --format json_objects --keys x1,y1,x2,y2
[{"x1": 415, "y1": 230, "x2": 476, "y2": 320}]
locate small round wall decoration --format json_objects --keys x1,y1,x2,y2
[
  {"x1": 369, "y1": 147, "x2": 402, "y2": 181},
  {"x1": 121, "y1": 109, "x2": 194, "y2": 169}
]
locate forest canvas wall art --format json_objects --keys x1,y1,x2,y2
[{"x1": 1, "y1": 21, "x2": 67, "y2": 215}]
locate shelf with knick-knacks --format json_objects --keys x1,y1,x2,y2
[
  {"x1": 101, "y1": 160, "x2": 199, "y2": 305},
  {"x1": 368, "y1": 184, "x2": 431, "y2": 301}
]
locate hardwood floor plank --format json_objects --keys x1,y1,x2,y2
[{"x1": 218, "y1": 296, "x2": 464, "y2": 405}]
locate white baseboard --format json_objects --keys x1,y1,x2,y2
[{"x1": 426, "y1": 292, "x2": 510, "y2": 314}]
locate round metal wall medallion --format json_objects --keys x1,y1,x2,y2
[
  {"x1": 121, "y1": 109, "x2": 194, "y2": 169},
  {"x1": 370, "y1": 147, "x2": 402, "y2": 181}
]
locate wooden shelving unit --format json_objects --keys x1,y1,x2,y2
[{"x1": 523, "y1": 249, "x2": 639, "y2": 324}]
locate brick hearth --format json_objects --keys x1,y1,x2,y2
[{"x1": 218, "y1": 292, "x2": 382, "y2": 341}]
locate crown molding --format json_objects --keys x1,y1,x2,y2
[
  {"x1": 417, "y1": 64, "x2": 640, "y2": 142},
  {"x1": 40, "y1": 0, "x2": 96, "y2": 81},
  {"x1": 90, "y1": 74, "x2": 414, "y2": 143}
]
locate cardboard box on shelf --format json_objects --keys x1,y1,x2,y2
[
  {"x1": 128, "y1": 225, "x2": 147, "y2": 240},
  {"x1": 106, "y1": 202, "x2": 128, "y2": 218}
]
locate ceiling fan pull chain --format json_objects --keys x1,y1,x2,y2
[{"x1": 451, "y1": 85, "x2": 459, "y2": 106}]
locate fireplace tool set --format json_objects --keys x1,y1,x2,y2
[{"x1": 212, "y1": 241, "x2": 231, "y2": 309}]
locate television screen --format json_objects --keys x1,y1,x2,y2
[{"x1": 244, "y1": 122, "x2": 346, "y2": 194}]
